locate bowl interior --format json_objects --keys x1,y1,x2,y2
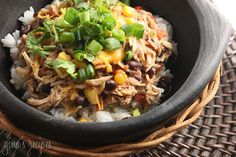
[{"x1": 0, "y1": 0, "x2": 201, "y2": 146}]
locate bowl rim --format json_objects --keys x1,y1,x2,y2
[{"x1": 0, "y1": 0, "x2": 233, "y2": 143}]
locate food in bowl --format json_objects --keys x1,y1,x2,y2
[{"x1": 1, "y1": 0, "x2": 176, "y2": 122}]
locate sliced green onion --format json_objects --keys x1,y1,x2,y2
[
  {"x1": 74, "y1": 51, "x2": 95, "y2": 62},
  {"x1": 64, "y1": 7, "x2": 80, "y2": 25},
  {"x1": 43, "y1": 45, "x2": 56, "y2": 51},
  {"x1": 104, "y1": 29, "x2": 112, "y2": 38},
  {"x1": 133, "y1": 108, "x2": 140, "y2": 117},
  {"x1": 121, "y1": 23, "x2": 145, "y2": 39},
  {"x1": 78, "y1": 2, "x2": 90, "y2": 10},
  {"x1": 87, "y1": 40, "x2": 103, "y2": 55},
  {"x1": 74, "y1": 51, "x2": 86, "y2": 61},
  {"x1": 83, "y1": 36, "x2": 92, "y2": 42},
  {"x1": 94, "y1": 0, "x2": 105, "y2": 6},
  {"x1": 97, "y1": 6, "x2": 111, "y2": 13},
  {"x1": 112, "y1": 28, "x2": 126, "y2": 41},
  {"x1": 132, "y1": 23, "x2": 145, "y2": 39},
  {"x1": 59, "y1": 32, "x2": 75, "y2": 44},
  {"x1": 54, "y1": 17, "x2": 74, "y2": 28},
  {"x1": 84, "y1": 22, "x2": 104, "y2": 36},
  {"x1": 78, "y1": 68, "x2": 87, "y2": 81},
  {"x1": 104, "y1": 38, "x2": 121, "y2": 51},
  {"x1": 79, "y1": 11, "x2": 90, "y2": 24},
  {"x1": 77, "y1": 26, "x2": 88, "y2": 40},
  {"x1": 75, "y1": 28, "x2": 82, "y2": 41},
  {"x1": 124, "y1": 51, "x2": 133, "y2": 61},
  {"x1": 85, "y1": 64, "x2": 95, "y2": 78},
  {"x1": 89, "y1": 9, "x2": 99, "y2": 21},
  {"x1": 121, "y1": 24, "x2": 133, "y2": 36},
  {"x1": 102, "y1": 14, "x2": 116, "y2": 30}
]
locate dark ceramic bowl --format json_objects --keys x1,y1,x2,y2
[{"x1": 0, "y1": 0, "x2": 233, "y2": 146}]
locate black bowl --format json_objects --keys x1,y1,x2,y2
[{"x1": 0, "y1": 0, "x2": 233, "y2": 146}]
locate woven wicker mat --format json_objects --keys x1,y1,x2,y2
[{"x1": 0, "y1": 31, "x2": 235, "y2": 157}]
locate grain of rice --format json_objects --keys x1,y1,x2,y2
[{"x1": 18, "y1": 7, "x2": 35, "y2": 25}]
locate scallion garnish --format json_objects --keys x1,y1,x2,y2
[
  {"x1": 85, "y1": 64, "x2": 95, "y2": 78},
  {"x1": 124, "y1": 50, "x2": 133, "y2": 61},
  {"x1": 54, "y1": 17, "x2": 74, "y2": 28},
  {"x1": 86, "y1": 40, "x2": 103, "y2": 55},
  {"x1": 64, "y1": 7, "x2": 80, "y2": 25},
  {"x1": 74, "y1": 51, "x2": 86, "y2": 61},
  {"x1": 75, "y1": 28, "x2": 82, "y2": 41},
  {"x1": 102, "y1": 14, "x2": 116, "y2": 30},
  {"x1": 84, "y1": 22, "x2": 104, "y2": 36},
  {"x1": 74, "y1": 50, "x2": 95, "y2": 62},
  {"x1": 121, "y1": 24, "x2": 133, "y2": 36},
  {"x1": 122, "y1": 23, "x2": 145, "y2": 39},
  {"x1": 112, "y1": 28, "x2": 126, "y2": 42},
  {"x1": 104, "y1": 37, "x2": 121, "y2": 51},
  {"x1": 132, "y1": 23, "x2": 145, "y2": 39},
  {"x1": 78, "y1": 2, "x2": 90, "y2": 10},
  {"x1": 78, "y1": 68, "x2": 87, "y2": 81},
  {"x1": 59, "y1": 32, "x2": 75, "y2": 44},
  {"x1": 79, "y1": 11, "x2": 90, "y2": 24}
]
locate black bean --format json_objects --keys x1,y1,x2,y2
[
  {"x1": 41, "y1": 84, "x2": 51, "y2": 94},
  {"x1": 157, "y1": 76, "x2": 171, "y2": 95},
  {"x1": 74, "y1": 96, "x2": 89, "y2": 107},
  {"x1": 147, "y1": 67, "x2": 156, "y2": 78},
  {"x1": 134, "y1": 76, "x2": 143, "y2": 81},
  {"x1": 126, "y1": 61, "x2": 141, "y2": 70},
  {"x1": 20, "y1": 25, "x2": 31, "y2": 35},
  {"x1": 105, "y1": 80, "x2": 117, "y2": 91},
  {"x1": 57, "y1": 44, "x2": 63, "y2": 52}
]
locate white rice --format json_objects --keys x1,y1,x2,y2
[
  {"x1": 155, "y1": 17, "x2": 173, "y2": 40},
  {"x1": 10, "y1": 67, "x2": 26, "y2": 90},
  {"x1": 50, "y1": 108, "x2": 76, "y2": 121},
  {"x1": 156, "y1": 16, "x2": 178, "y2": 55},
  {"x1": 18, "y1": 7, "x2": 35, "y2": 25},
  {"x1": 77, "y1": 106, "x2": 131, "y2": 122},
  {"x1": 110, "y1": 107, "x2": 131, "y2": 120},
  {"x1": 1, "y1": 34, "x2": 16, "y2": 48},
  {"x1": 95, "y1": 107, "x2": 132, "y2": 122},
  {"x1": 1, "y1": 6, "x2": 35, "y2": 90},
  {"x1": 1, "y1": 29, "x2": 25, "y2": 89},
  {"x1": 95, "y1": 111, "x2": 114, "y2": 122}
]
